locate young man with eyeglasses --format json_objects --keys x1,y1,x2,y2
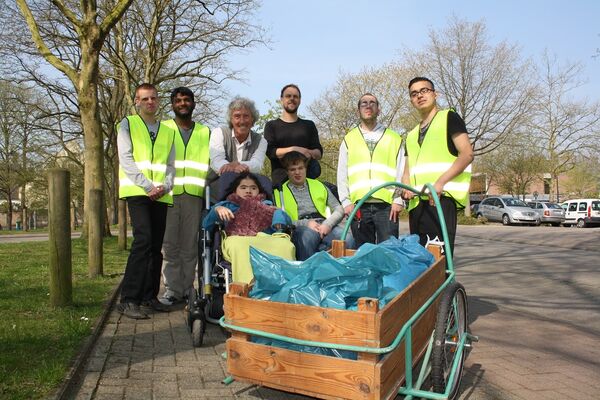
[
  {"x1": 337, "y1": 93, "x2": 404, "y2": 246},
  {"x1": 264, "y1": 84, "x2": 323, "y2": 187},
  {"x1": 401, "y1": 77, "x2": 474, "y2": 254}
]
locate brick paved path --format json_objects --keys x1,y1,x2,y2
[{"x1": 70, "y1": 227, "x2": 600, "y2": 400}]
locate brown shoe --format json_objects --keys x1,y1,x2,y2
[{"x1": 117, "y1": 302, "x2": 150, "y2": 319}]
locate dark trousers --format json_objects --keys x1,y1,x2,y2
[
  {"x1": 351, "y1": 202, "x2": 398, "y2": 247},
  {"x1": 120, "y1": 196, "x2": 168, "y2": 304},
  {"x1": 408, "y1": 196, "x2": 457, "y2": 253}
]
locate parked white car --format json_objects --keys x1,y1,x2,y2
[
  {"x1": 477, "y1": 196, "x2": 540, "y2": 226},
  {"x1": 561, "y1": 198, "x2": 600, "y2": 228}
]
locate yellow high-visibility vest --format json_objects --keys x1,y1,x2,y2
[
  {"x1": 118, "y1": 115, "x2": 175, "y2": 204},
  {"x1": 344, "y1": 127, "x2": 402, "y2": 204},
  {"x1": 274, "y1": 178, "x2": 328, "y2": 221},
  {"x1": 163, "y1": 119, "x2": 210, "y2": 197},
  {"x1": 405, "y1": 109, "x2": 471, "y2": 211}
]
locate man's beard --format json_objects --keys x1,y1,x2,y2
[
  {"x1": 174, "y1": 108, "x2": 193, "y2": 119},
  {"x1": 283, "y1": 104, "x2": 298, "y2": 114}
]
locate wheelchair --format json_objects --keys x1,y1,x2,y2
[{"x1": 187, "y1": 172, "x2": 286, "y2": 347}]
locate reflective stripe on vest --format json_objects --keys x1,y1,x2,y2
[
  {"x1": 274, "y1": 178, "x2": 328, "y2": 221},
  {"x1": 344, "y1": 127, "x2": 402, "y2": 204},
  {"x1": 163, "y1": 119, "x2": 210, "y2": 197},
  {"x1": 405, "y1": 109, "x2": 471, "y2": 211},
  {"x1": 118, "y1": 115, "x2": 175, "y2": 204}
]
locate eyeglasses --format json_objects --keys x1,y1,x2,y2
[
  {"x1": 359, "y1": 100, "x2": 378, "y2": 108},
  {"x1": 409, "y1": 87, "x2": 434, "y2": 98}
]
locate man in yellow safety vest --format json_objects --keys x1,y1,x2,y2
[
  {"x1": 117, "y1": 83, "x2": 176, "y2": 319},
  {"x1": 337, "y1": 93, "x2": 405, "y2": 246},
  {"x1": 160, "y1": 87, "x2": 210, "y2": 306},
  {"x1": 401, "y1": 77, "x2": 474, "y2": 253}
]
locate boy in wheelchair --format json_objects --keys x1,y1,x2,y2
[{"x1": 202, "y1": 172, "x2": 295, "y2": 284}]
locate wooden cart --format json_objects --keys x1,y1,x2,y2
[{"x1": 223, "y1": 242, "x2": 450, "y2": 400}]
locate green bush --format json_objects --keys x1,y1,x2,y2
[{"x1": 458, "y1": 213, "x2": 487, "y2": 225}]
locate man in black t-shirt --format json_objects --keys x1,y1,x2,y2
[
  {"x1": 264, "y1": 84, "x2": 323, "y2": 187},
  {"x1": 401, "y1": 77, "x2": 474, "y2": 253}
]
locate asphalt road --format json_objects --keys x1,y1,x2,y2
[
  {"x1": 0, "y1": 231, "x2": 82, "y2": 243},
  {"x1": 453, "y1": 223, "x2": 600, "y2": 399}
]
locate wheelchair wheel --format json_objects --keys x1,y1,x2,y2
[
  {"x1": 186, "y1": 288, "x2": 197, "y2": 331},
  {"x1": 431, "y1": 282, "x2": 468, "y2": 400},
  {"x1": 192, "y1": 318, "x2": 205, "y2": 347}
]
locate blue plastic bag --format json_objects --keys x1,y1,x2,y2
[
  {"x1": 246, "y1": 234, "x2": 435, "y2": 359},
  {"x1": 250, "y1": 234, "x2": 435, "y2": 309}
]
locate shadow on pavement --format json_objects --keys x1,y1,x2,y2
[{"x1": 467, "y1": 296, "x2": 499, "y2": 325}]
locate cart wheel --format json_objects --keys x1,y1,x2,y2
[
  {"x1": 432, "y1": 282, "x2": 468, "y2": 400},
  {"x1": 192, "y1": 318, "x2": 205, "y2": 347}
]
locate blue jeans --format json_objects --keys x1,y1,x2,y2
[{"x1": 293, "y1": 223, "x2": 355, "y2": 261}]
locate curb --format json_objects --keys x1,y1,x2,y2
[{"x1": 51, "y1": 279, "x2": 123, "y2": 400}]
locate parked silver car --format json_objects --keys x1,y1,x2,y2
[
  {"x1": 526, "y1": 201, "x2": 565, "y2": 226},
  {"x1": 477, "y1": 196, "x2": 540, "y2": 226}
]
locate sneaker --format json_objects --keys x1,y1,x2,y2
[
  {"x1": 117, "y1": 302, "x2": 149, "y2": 320},
  {"x1": 141, "y1": 298, "x2": 171, "y2": 313},
  {"x1": 159, "y1": 295, "x2": 183, "y2": 306}
]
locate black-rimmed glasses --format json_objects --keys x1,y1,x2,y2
[{"x1": 409, "y1": 87, "x2": 434, "y2": 98}]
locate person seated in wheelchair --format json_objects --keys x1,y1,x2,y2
[
  {"x1": 202, "y1": 171, "x2": 295, "y2": 284},
  {"x1": 274, "y1": 151, "x2": 354, "y2": 261}
]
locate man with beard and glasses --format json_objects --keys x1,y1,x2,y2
[
  {"x1": 337, "y1": 93, "x2": 404, "y2": 247},
  {"x1": 264, "y1": 84, "x2": 323, "y2": 187},
  {"x1": 159, "y1": 87, "x2": 211, "y2": 306},
  {"x1": 117, "y1": 83, "x2": 176, "y2": 319}
]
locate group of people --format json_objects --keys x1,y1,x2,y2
[{"x1": 116, "y1": 78, "x2": 473, "y2": 320}]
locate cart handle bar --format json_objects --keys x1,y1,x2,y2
[{"x1": 341, "y1": 182, "x2": 454, "y2": 273}]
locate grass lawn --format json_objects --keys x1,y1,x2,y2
[{"x1": 0, "y1": 237, "x2": 128, "y2": 400}]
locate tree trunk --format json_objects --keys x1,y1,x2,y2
[
  {"x1": 7, "y1": 192, "x2": 13, "y2": 230},
  {"x1": 70, "y1": 202, "x2": 77, "y2": 231},
  {"x1": 88, "y1": 189, "x2": 103, "y2": 277},
  {"x1": 48, "y1": 168, "x2": 72, "y2": 307},
  {"x1": 78, "y1": 47, "x2": 103, "y2": 242},
  {"x1": 104, "y1": 204, "x2": 112, "y2": 237},
  {"x1": 118, "y1": 199, "x2": 127, "y2": 250}
]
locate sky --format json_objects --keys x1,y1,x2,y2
[{"x1": 223, "y1": 0, "x2": 600, "y2": 119}]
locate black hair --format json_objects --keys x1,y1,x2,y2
[
  {"x1": 170, "y1": 86, "x2": 195, "y2": 103},
  {"x1": 408, "y1": 77, "x2": 435, "y2": 91},
  {"x1": 280, "y1": 84, "x2": 301, "y2": 98},
  {"x1": 281, "y1": 151, "x2": 309, "y2": 169},
  {"x1": 225, "y1": 172, "x2": 267, "y2": 197}
]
